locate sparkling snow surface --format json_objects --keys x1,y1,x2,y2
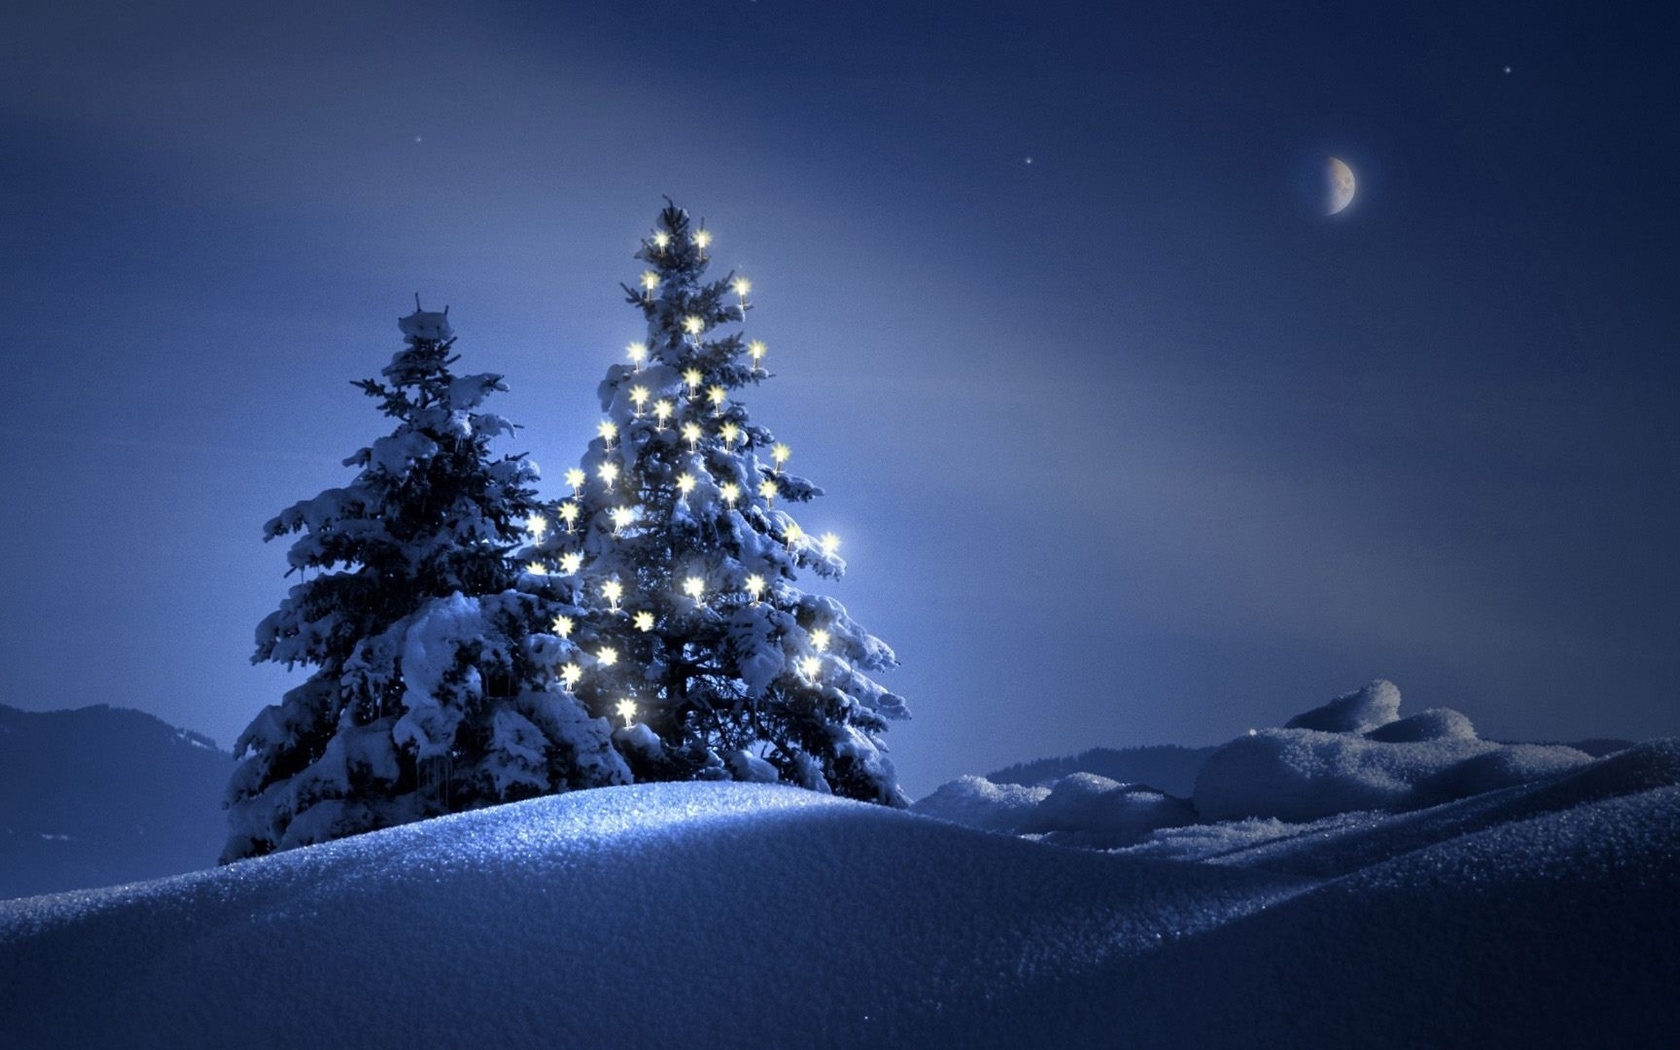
[{"x1": 5, "y1": 746, "x2": 1680, "y2": 1048}]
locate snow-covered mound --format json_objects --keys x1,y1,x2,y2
[
  {"x1": 986, "y1": 744, "x2": 1216, "y2": 798},
  {"x1": 1194, "y1": 680, "x2": 1594, "y2": 822},
  {"x1": 0, "y1": 703, "x2": 232, "y2": 899},
  {"x1": 914, "y1": 772, "x2": 1196, "y2": 848},
  {"x1": 5, "y1": 751, "x2": 1679, "y2": 1048}
]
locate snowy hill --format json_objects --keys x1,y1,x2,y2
[
  {"x1": 5, "y1": 745, "x2": 1679, "y2": 1048},
  {"x1": 987, "y1": 744, "x2": 1218, "y2": 797},
  {"x1": 0, "y1": 703, "x2": 232, "y2": 899}
]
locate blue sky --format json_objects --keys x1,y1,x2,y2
[{"x1": 2, "y1": 0, "x2": 1675, "y2": 795}]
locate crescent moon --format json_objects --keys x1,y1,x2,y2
[{"x1": 1326, "y1": 156, "x2": 1356, "y2": 215}]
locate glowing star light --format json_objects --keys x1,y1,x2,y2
[
  {"x1": 799, "y1": 656, "x2": 822, "y2": 680},
  {"x1": 682, "y1": 422, "x2": 702, "y2": 450},
  {"x1": 676, "y1": 473, "x2": 697, "y2": 496},
  {"x1": 652, "y1": 230, "x2": 670, "y2": 249},
  {"x1": 820, "y1": 532, "x2": 840, "y2": 556},
  {"x1": 526, "y1": 514, "x2": 547, "y2": 540},
  {"x1": 683, "y1": 368, "x2": 703, "y2": 397},
  {"x1": 559, "y1": 552, "x2": 583, "y2": 575},
  {"x1": 634, "y1": 611, "x2": 654, "y2": 632},
  {"x1": 683, "y1": 576, "x2": 705, "y2": 602},
  {"x1": 744, "y1": 574, "x2": 765, "y2": 602},
  {"x1": 611, "y1": 506, "x2": 634, "y2": 534},
  {"x1": 597, "y1": 646, "x2": 619, "y2": 667},
  {"x1": 552, "y1": 615, "x2": 575, "y2": 638},
  {"x1": 654, "y1": 399, "x2": 674, "y2": 429},
  {"x1": 758, "y1": 479, "x2": 778, "y2": 505},
  {"x1": 771, "y1": 443, "x2": 791, "y2": 472},
  {"x1": 719, "y1": 482, "x2": 740, "y2": 507},
  {"x1": 682, "y1": 316, "x2": 705, "y2": 340},
  {"x1": 560, "y1": 664, "x2": 582, "y2": 690},
  {"x1": 615, "y1": 699, "x2": 637, "y2": 727},
  {"x1": 559, "y1": 502, "x2": 580, "y2": 531},
  {"x1": 565, "y1": 468, "x2": 586, "y2": 496},
  {"x1": 626, "y1": 342, "x2": 648, "y2": 368},
  {"x1": 598, "y1": 420, "x2": 618, "y2": 447},
  {"x1": 811, "y1": 628, "x2": 830, "y2": 652},
  {"x1": 629, "y1": 386, "x2": 650, "y2": 415},
  {"x1": 708, "y1": 385, "x2": 727, "y2": 414},
  {"x1": 747, "y1": 339, "x2": 767, "y2": 366},
  {"x1": 639, "y1": 270, "x2": 660, "y2": 293},
  {"x1": 598, "y1": 462, "x2": 619, "y2": 490},
  {"x1": 601, "y1": 581, "x2": 623, "y2": 611},
  {"x1": 719, "y1": 422, "x2": 740, "y2": 448}
]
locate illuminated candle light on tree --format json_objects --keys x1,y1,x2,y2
[
  {"x1": 744, "y1": 574, "x2": 765, "y2": 603},
  {"x1": 629, "y1": 386, "x2": 650, "y2": 415},
  {"x1": 771, "y1": 443, "x2": 791, "y2": 473},
  {"x1": 597, "y1": 646, "x2": 619, "y2": 667},
  {"x1": 758, "y1": 479, "x2": 778, "y2": 506},
  {"x1": 720, "y1": 422, "x2": 740, "y2": 448},
  {"x1": 682, "y1": 422, "x2": 702, "y2": 450},
  {"x1": 526, "y1": 562, "x2": 548, "y2": 576},
  {"x1": 654, "y1": 399, "x2": 674, "y2": 430},
  {"x1": 693, "y1": 229, "x2": 712, "y2": 252},
  {"x1": 708, "y1": 385, "x2": 727, "y2": 415},
  {"x1": 566, "y1": 468, "x2": 586, "y2": 498},
  {"x1": 559, "y1": 551, "x2": 583, "y2": 575},
  {"x1": 676, "y1": 473, "x2": 697, "y2": 496},
  {"x1": 598, "y1": 420, "x2": 618, "y2": 448},
  {"x1": 732, "y1": 276, "x2": 751, "y2": 317},
  {"x1": 719, "y1": 482, "x2": 739, "y2": 508},
  {"x1": 820, "y1": 532, "x2": 840, "y2": 556},
  {"x1": 559, "y1": 501, "x2": 580, "y2": 532},
  {"x1": 626, "y1": 342, "x2": 648, "y2": 369},
  {"x1": 799, "y1": 655, "x2": 822, "y2": 680},
  {"x1": 615, "y1": 698, "x2": 637, "y2": 728},
  {"x1": 785, "y1": 522, "x2": 805, "y2": 550},
  {"x1": 811, "y1": 628, "x2": 830, "y2": 652},
  {"x1": 525, "y1": 514, "x2": 548, "y2": 541},
  {"x1": 652, "y1": 231, "x2": 670, "y2": 249},
  {"x1": 639, "y1": 270, "x2": 660, "y2": 293},
  {"x1": 683, "y1": 576, "x2": 706, "y2": 603},
  {"x1": 747, "y1": 340, "x2": 767, "y2": 367},
  {"x1": 683, "y1": 316, "x2": 705, "y2": 342},
  {"x1": 552, "y1": 615, "x2": 575, "y2": 639},
  {"x1": 611, "y1": 506, "x2": 634, "y2": 534},
  {"x1": 634, "y1": 611, "x2": 654, "y2": 632},
  {"x1": 598, "y1": 462, "x2": 619, "y2": 490},
  {"x1": 601, "y1": 581, "x2": 623, "y2": 612},
  {"x1": 560, "y1": 663, "x2": 582, "y2": 690}
]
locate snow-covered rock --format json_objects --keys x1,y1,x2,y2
[
  {"x1": 1284, "y1": 678, "x2": 1402, "y2": 734},
  {"x1": 914, "y1": 772, "x2": 1194, "y2": 848}
]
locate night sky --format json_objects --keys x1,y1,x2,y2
[{"x1": 3, "y1": 1, "x2": 1675, "y2": 797}]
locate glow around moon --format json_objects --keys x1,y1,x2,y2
[{"x1": 1327, "y1": 156, "x2": 1356, "y2": 215}]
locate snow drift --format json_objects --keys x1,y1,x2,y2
[{"x1": 5, "y1": 742, "x2": 1680, "y2": 1048}]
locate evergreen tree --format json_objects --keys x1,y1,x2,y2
[
  {"x1": 224, "y1": 305, "x2": 627, "y2": 861},
  {"x1": 523, "y1": 203, "x2": 910, "y2": 805}
]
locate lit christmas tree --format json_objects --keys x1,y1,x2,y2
[
  {"x1": 523, "y1": 202, "x2": 911, "y2": 805},
  {"x1": 224, "y1": 304, "x2": 627, "y2": 861}
]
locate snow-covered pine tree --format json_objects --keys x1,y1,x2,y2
[
  {"x1": 224, "y1": 304, "x2": 627, "y2": 861},
  {"x1": 523, "y1": 202, "x2": 910, "y2": 805}
]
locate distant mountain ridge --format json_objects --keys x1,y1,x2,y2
[{"x1": 0, "y1": 703, "x2": 232, "y2": 899}]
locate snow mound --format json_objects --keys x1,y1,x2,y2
[
  {"x1": 1196, "y1": 683, "x2": 1593, "y2": 822},
  {"x1": 1284, "y1": 678, "x2": 1402, "y2": 733},
  {"x1": 914, "y1": 772, "x2": 1195, "y2": 848},
  {"x1": 0, "y1": 782, "x2": 1294, "y2": 1050},
  {"x1": 5, "y1": 749, "x2": 1678, "y2": 1047}
]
